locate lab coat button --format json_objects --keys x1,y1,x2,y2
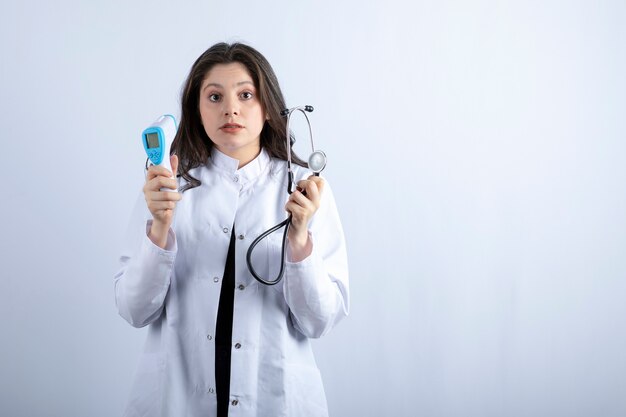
[
  {"x1": 206, "y1": 334, "x2": 213, "y2": 341},
  {"x1": 223, "y1": 227, "x2": 229, "y2": 234},
  {"x1": 213, "y1": 277, "x2": 220, "y2": 283},
  {"x1": 238, "y1": 284, "x2": 245, "y2": 291},
  {"x1": 234, "y1": 343, "x2": 241, "y2": 349},
  {"x1": 231, "y1": 399, "x2": 239, "y2": 406},
  {"x1": 237, "y1": 234, "x2": 244, "y2": 240},
  {"x1": 208, "y1": 388, "x2": 215, "y2": 394}
]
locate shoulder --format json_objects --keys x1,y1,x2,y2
[
  {"x1": 267, "y1": 157, "x2": 291, "y2": 179},
  {"x1": 188, "y1": 163, "x2": 207, "y2": 179},
  {"x1": 178, "y1": 161, "x2": 210, "y2": 190}
]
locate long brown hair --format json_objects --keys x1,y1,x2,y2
[{"x1": 171, "y1": 42, "x2": 306, "y2": 192}]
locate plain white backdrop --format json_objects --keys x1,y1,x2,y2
[{"x1": 1, "y1": 1, "x2": 625, "y2": 416}]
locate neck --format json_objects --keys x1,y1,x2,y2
[{"x1": 215, "y1": 145, "x2": 261, "y2": 169}]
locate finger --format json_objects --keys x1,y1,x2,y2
[
  {"x1": 145, "y1": 177, "x2": 177, "y2": 192},
  {"x1": 170, "y1": 155, "x2": 179, "y2": 176},
  {"x1": 308, "y1": 175, "x2": 325, "y2": 195},
  {"x1": 148, "y1": 200, "x2": 178, "y2": 211},
  {"x1": 146, "y1": 190, "x2": 182, "y2": 202},
  {"x1": 296, "y1": 180, "x2": 320, "y2": 206},
  {"x1": 289, "y1": 189, "x2": 316, "y2": 210},
  {"x1": 146, "y1": 164, "x2": 173, "y2": 181},
  {"x1": 146, "y1": 176, "x2": 178, "y2": 192},
  {"x1": 285, "y1": 200, "x2": 308, "y2": 220}
]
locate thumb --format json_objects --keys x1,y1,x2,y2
[
  {"x1": 170, "y1": 154, "x2": 179, "y2": 178},
  {"x1": 309, "y1": 175, "x2": 325, "y2": 195}
]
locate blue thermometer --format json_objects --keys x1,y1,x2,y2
[{"x1": 142, "y1": 114, "x2": 177, "y2": 191}]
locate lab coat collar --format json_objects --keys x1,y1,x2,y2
[{"x1": 209, "y1": 147, "x2": 271, "y2": 184}]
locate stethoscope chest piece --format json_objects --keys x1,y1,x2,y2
[{"x1": 308, "y1": 150, "x2": 327, "y2": 174}]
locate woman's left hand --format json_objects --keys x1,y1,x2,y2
[{"x1": 285, "y1": 175, "x2": 325, "y2": 261}]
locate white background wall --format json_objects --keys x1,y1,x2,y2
[{"x1": 2, "y1": 1, "x2": 625, "y2": 416}]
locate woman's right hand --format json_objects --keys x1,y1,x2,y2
[{"x1": 143, "y1": 155, "x2": 181, "y2": 248}]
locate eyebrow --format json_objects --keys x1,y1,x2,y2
[{"x1": 202, "y1": 80, "x2": 254, "y2": 92}]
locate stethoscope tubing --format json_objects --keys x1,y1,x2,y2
[
  {"x1": 245, "y1": 105, "x2": 322, "y2": 286},
  {"x1": 245, "y1": 216, "x2": 291, "y2": 286}
]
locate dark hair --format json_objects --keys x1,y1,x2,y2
[{"x1": 171, "y1": 42, "x2": 306, "y2": 192}]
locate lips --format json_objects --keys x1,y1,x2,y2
[{"x1": 221, "y1": 123, "x2": 244, "y2": 129}]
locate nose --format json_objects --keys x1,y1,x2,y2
[{"x1": 223, "y1": 96, "x2": 240, "y2": 116}]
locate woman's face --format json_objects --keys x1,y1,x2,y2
[{"x1": 198, "y1": 62, "x2": 266, "y2": 166}]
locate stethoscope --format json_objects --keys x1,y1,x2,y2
[{"x1": 245, "y1": 105, "x2": 327, "y2": 285}]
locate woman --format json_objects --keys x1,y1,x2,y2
[{"x1": 114, "y1": 42, "x2": 349, "y2": 417}]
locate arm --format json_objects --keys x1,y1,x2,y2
[
  {"x1": 114, "y1": 157, "x2": 180, "y2": 328},
  {"x1": 114, "y1": 213, "x2": 177, "y2": 328},
  {"x1": 283, "y1": 179, "x2": 350, "y2": 338}
]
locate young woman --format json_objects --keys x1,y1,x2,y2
[{"x1": 114, "y1": 42, "x2": 349, "y2": 417}]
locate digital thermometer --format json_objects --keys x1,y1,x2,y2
[{"x1": 142, "y1": 114, "x2": 177, "y2": 191}]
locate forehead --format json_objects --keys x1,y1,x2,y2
[{"x1": 201, "y1": 62, "x2": 254, "y2": 88}]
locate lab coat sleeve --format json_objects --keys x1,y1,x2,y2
[
  {"x1": 113, "y1": 193, "x2": 177, "y2": 328},
  {"x1": 283, "y1": 181, "x2": 350, "y2": 338}
]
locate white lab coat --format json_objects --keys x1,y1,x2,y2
[{"x1": 114, "y1": 148, "x2": 349, "y2": 417}]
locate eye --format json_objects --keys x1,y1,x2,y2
[
  {"x1": 240, "y1": 91, "x2": 253, "y2": 100},
  {"x1": 208, "y1": 93, "x2": 221, "y2": 102}
]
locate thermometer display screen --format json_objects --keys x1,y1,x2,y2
[{"x1": 146, "y1": 132, "x2": 160, "y2": 149}]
